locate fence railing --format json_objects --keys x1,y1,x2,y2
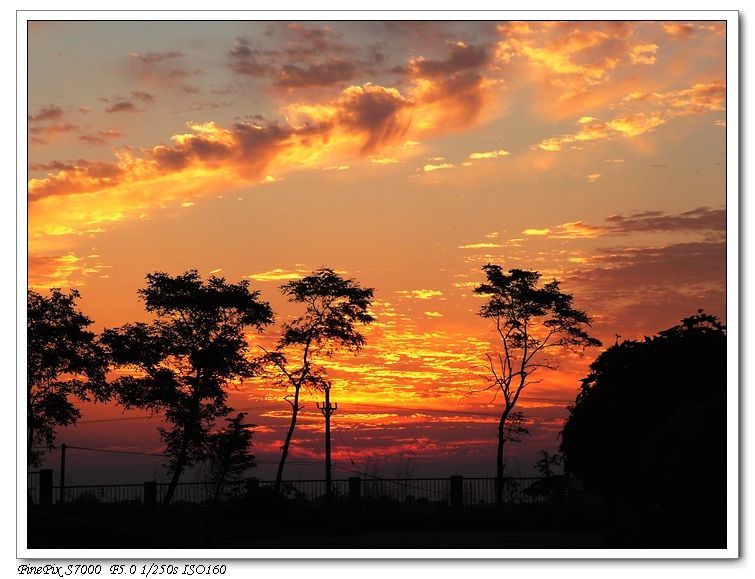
[{"x1": 28, "y1": 469, "x2": 585, "y2": 517}]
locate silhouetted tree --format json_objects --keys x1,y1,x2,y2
[
  {"x1": 27, "y1": 288, "x2": 110, "y2": 467},
  {"x1": 202, "y1": 412, "x2": 257, "y2": 512},
  {"x1": 259, "y1": 267, "x2": 375, "y2": 491},
  {"x1": 533, "y1": 449, "x2": 562, "y2": 478},
  {"x1": 502, "y1": 410, "x2": 531, "y2": 446},
  {"x1": 526, "y1": 449, "x2": 566, "y2": 503},
  {"x1": 470, "y1": 265, "x2": 601, "y2": 515},
  {"x1": 559, "y1": 310, "x2": 727, "y2": 547},
  {"x1": 103, "y1": 271, "x2": 273, "y2": 507}
]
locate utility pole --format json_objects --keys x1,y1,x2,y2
[{"x1": 317, "y1": 382, "x2": 337, "y2": 504}]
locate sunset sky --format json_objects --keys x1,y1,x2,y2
[{"x1": 21, "y1": 14, "x2": 735, "y2": 486}]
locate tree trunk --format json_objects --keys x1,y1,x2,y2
[
  {"x1": 496, "y1": 422, "x2": 504, "y2": 519},
  {"x1": 162, "y1": 444, "x2": 189, "y2": 508},
  {"x1": 495, "y1": 409, "x2": 509, "y2": 519},
  {"x1": 27, "y1": 426, "x2": 35, "y2": 467},
  {"x1": 163, "y1": 375, "x2": 203, "y2": 508},
  {"x1": 276, "y1": 386, "x2": 301, "y2": 492}
]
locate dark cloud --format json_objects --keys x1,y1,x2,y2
[
  {"x1": 101, "y1": 91, "x2": 153, "y2": 113},
  {"x1": 228, "y1": 24, "x2": 365, "y2": 85},
  {"x1": 127, "y1": 50, "x2": 203, "y2": 92},
  {"x1": 28, "y1": 123, "x2": 78, "y2": 146},
  {"x1": 28, "y1": 105, "x2": 64, "y2": 122},
  {"x1": 407, "y1": 42, "x2": 492, "y2": 78},
  {"x1": 146, "y1": 119, "x2": 294, "y2": 179},
  {"x1": 283, "y1": 23, "x2": 347, "y2": 58},
  {"x1": 131, "y1": 91, "x2": 156, "y2": 103},
  {"x1": 335, "y1": 86, "x2": 411, "y2": 153},
  {"x1": 28, "y1": 160, "x2": 80, "y2": 172},
  {"x1": 567, "y1": 241, "x2": 726, "y2": 306},
  {"x1": 105, "y1": 101, "x2": 140, "y2": 114},
  {"x1": 78, "y1": 130, "x2": 125, "y2": 146},
  {"x1": 275, "y1": 58, "x2": 358, "y2": 89},
  {"x1": 604, "y1": 207, "x2": 726, "y2": 235},
  {"x1": 553, "y1": 207, "x2": 726, "y2": 240},
  {"x1": 565, "y1": 239, "x2": 727, "y2": 340},
  {"x1": 228, "y1": 39, "x2": 274, "y2": 77},
  {"x1": 415, "y1": 70, "x2": 489, "y2": 127},
  {"x1": 129, "y1": 51, "x2": 184, "y2": 64}
]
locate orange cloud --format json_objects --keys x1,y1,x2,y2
[
  {"x1": 624, "y1": 82, "x2": 726, "y2": 115},
  {"x1": 410, "y1": 72, "x2": 494, "y2": 131},
  {"x1": 496, "y1": 22, "x2": 632, "y2": 101},
  {"x1": 28, "y1": 253, "x2": 110, "y2": 289},
  {"x1": 534, "y1": 111, "x2": 667, "y2": 150}
]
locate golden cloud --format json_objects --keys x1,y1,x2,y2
[
  {"x1": 397, "y1": 289, "x2": 445, "y2": 300},
  {"x1": 423, "y1": 163, "x2": 454, "y2": 172},
  {"x1": 458, "y1": 242, "x2": 504, "y2": 249},
  {"x1": 245, "y1": 268, "x2": 310, "y2": 282},
  {"x1": 468, "y1": 149, "x2": 509, "y2": 159},
  {"x1": 534, "y1": 110, "x2": 667, "y2": 150}
]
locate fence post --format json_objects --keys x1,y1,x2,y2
[
  {"x1": 349, "y1": 477, "x2": 361, "y2": 517},
  {"x1": 246, "y1": 477, "x2": 259, "y2": 500},
  {"x1": 39, "y1": 469, "x2": 53, "y2": 506},
  {"x1": 450, "y1": 475, "x2": 463, "y2": 514},
  {"x1": 144, "y1": 481, "x2": 157, "y2": 509}
]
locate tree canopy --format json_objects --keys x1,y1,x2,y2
[
  {"x1": 103, "y1": 270, "x2": 274, "y2": 506},
  {"x1": 559, "y1": 310, "x2": 727, "y2": 547},
  {"x1": 27, "y1": 288, "x2": 110, "y2": 467}
]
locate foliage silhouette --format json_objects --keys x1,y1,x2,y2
[
  {"x1": 559, "y1": 310, "x2": 727, "y2": 547},
  {"x1": 470, "y1": 265, "x2": 601, "y2": 515},
  {"x1": 526, "y1": 449, "x2": 567, "y2": 503},
  {"x1": 202, "y1": 412, "x2": 257, "y2": 513},
  {"x1": 27, "y1": 288, "x2": 110, "y2": 467},
  {"x1": 102, "y1": 270, "x2": 273, "y2": 507},
  {"x1": 258, "y1": 267, "x2": 375, "y2": 491},
  {"x1": 533, "y1": 449, "x2": 562, "y2": 478}
]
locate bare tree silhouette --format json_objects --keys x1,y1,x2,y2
[
  {"x1": 469, "y1": 265, "x2": 601, "y2": 516},
  {"x1": 258, "y1": 267, "x2": 374, "y2": 492}
]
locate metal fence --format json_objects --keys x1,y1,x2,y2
[{"x1": 28, "y1": 470, "x2": 582, "y2": 515}]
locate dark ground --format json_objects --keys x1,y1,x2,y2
[
  {"x1": 27, "y1": 502, "x2": 609, "y2": 550},
  {"x1": 27, "y1": 496, "x2": 726, "y2": 551}
]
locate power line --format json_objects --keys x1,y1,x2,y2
[{"x1": 63, "y1": 445, "x2": 165, "y2": 458}]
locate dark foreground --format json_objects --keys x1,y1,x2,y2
[
  {"x1": 28, "y1": 504, "x2": 607, "y2": 550},
  {"x1": 26, "y1": 496, "x2": 725, "y2": 551}
]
